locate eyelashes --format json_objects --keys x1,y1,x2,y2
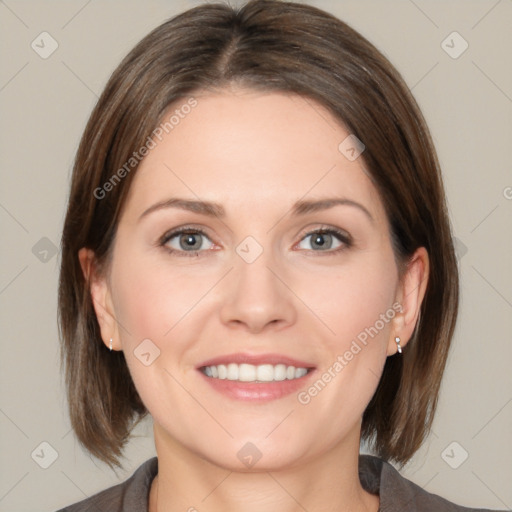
[
  {"x1": 159, "y1": 226, "x2": 213, "y2": 256},
  {"x1": 158, "y1": 225, "x2": 353, "y2": 258},
  {"x1": 295, "y1": 227, "x2": 352, "y2": 254}
]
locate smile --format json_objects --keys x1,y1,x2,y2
[{"x1": 201, "y1": 363, "x2": 310, "y2": 382}]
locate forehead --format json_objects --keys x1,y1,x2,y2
[{"x1": 122, "y1": 89, "x2": 387, "y2": 225}]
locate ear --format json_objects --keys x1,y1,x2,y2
[
  {"x1": 78, "y1": 248, "x2": 120, "y2": 351},
  {"x1": 387, "y1": 246, "x2": 429, "y2": 356}
]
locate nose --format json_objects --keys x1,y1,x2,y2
[{"x1": 219, "y1": 250, "x2": 297, "y2": 334}]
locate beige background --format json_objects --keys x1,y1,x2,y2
[{"x1": 0, "y1": 0, "x2": 511, "y2": 511}]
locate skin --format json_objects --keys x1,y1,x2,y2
[{"x1": 80, "y1": 86, "x2": 428, "y2": 512}]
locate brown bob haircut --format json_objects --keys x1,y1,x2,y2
[{"x1": 59, "y1": 0, "x2": 459, "y2": 469}]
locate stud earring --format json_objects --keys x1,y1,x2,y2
[
  {"x1": 395, "y1": 336, "x2": 402, "y2": 354},
  {"x1": 109, "y1": 338, "x2": 113, "y2": 351}
]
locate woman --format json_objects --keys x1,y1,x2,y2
[{"x1": 56, "y1": 1, "x2": 506, "y2": 511}]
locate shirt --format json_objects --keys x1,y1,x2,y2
[{"x1": 55, "y1": 454, "x2": 506, "y2": 512}]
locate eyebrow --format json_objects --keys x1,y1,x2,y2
[
  {"x1": 138, "y1": 197, "x2": 374, "y2": 223},
  {"x1": 293, "y1": 198, "x2": 373, "y2": 221}
]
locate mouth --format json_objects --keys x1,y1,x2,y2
[
  {"x1": 200, "y1": 363, "x2": 313, "y2": 383},
  {"x1": 197, "y1": 353, "x2": 316, "y2": 384}
]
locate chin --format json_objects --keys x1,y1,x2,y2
[{"x1": 191, "y1": 435, "x2": 311, "y2": 473}]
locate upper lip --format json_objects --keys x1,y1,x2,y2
[{"x1": 197, "y1": 353, "x2": 316, "y2": 369}]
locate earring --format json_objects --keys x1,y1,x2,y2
[
  {"x1": 395, "y1": 336, "x2": 402, "y2": 354},
  {"x1": 109, "y1": 338, "x2": 113, "y2": 351}
]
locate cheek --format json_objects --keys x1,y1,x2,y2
[
  {"x1": 311, "y1": 251, "x2": 398, "y2": 347},
  {"x1": 298, "y1": 251, "x2": 398, "y2": 415},
  {"x1": 108, "y1": 247, "x2": 224, "y2": 403},
  {"x1": 108, "y1": 251, "x2": 209, "y2": 420},
  {"x1": 110, "y1": 250, "x2": 211, "y2": 344}
]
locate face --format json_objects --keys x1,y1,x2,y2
[{"x1": 86, "y1": 87, "x2": 425, "y2": 471}]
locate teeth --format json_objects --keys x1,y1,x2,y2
[{"x1": 202, "y1": 363, "x2": 309, "y2": 382}]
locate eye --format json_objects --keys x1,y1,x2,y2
[
  {"x1": 296, "y1": 227, "x2": 352, "y2": 254},
  {"x1": 159, "y1": 226, "x2": 215, "y2": 257},
  {"x1": 159, "y1": 225, "x2": 352, "y2": 258}
]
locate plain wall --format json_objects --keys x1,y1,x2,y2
[{"x1": 0, "y1": 0, "x2": 511, "y2": 510}]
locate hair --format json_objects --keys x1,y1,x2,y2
[{"x1": 58, "y1": 0, "x2": 459, "y2": 469}]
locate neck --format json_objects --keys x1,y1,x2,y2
[{"x1": 149, "y1": 423, "x2": 379, "y2": 512}]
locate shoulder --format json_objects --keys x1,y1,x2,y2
[
  {"x1": 359, "y1": 454, "x2": 506, "y2": 512},
  {"x1": 55, "y1": 457, "x2": 158, "y2": 512}
]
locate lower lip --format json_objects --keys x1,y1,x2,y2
[{"x1": 198, "y1": 369, "x2": 316, "y2": 401}]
